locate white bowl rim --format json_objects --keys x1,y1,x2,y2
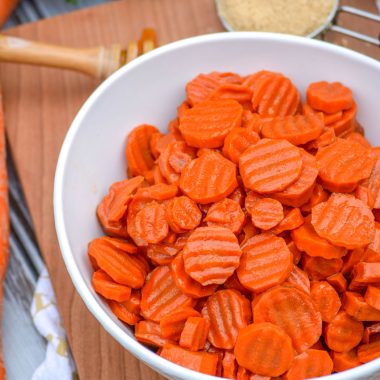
[{"x1": 54, "y1": 31, "x2": 380, "y2": 380}]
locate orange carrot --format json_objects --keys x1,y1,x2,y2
[
  {"x1": 302, "y1": 255, "x2": 343, "y2": 281},
  {"x1": 285, "y1": 266, "x2": 310, "y2": 294},
  {"x1": 250, "y1": 198, "x2": 284, "y2": 230},
  {"x1": 92, "y1": 269, "x2": 131, "y2": 302},
  {"x1": 332, "y1": 350, "x2": 361, "y2": 372},
  {"x1": 364, "y1": 286, "x2": 380, "y2": 310},
  {"x1": 271, "y1": 208, "x2": 304, "y2": 234},
  {"x1": 288, "y1": 241, "x2": 302, "y2": 265},
  {"x1": 222, "y1": 351, "x2": 237, "y2": 379},
  {"x1": 108, "y1": 299, "x2": 141, "y2": 325},
  {"x1": 326, "y1": 272, "x2": 347, "y2": 293},
  {"x1": 369, "y1": 156, "x2": 380, "y2": 209},
  {"x1": 362, "y1": 323, "x2": 380, "y2": 344},
  {"x1": 146, "y1": 242, "x2": 178, "y2": 265},
  {"x1": 330, "y1": 102, "x2": 357, "y2": 136},
  {"x1": 208, "y1": 84, "x2": 253, "y2": 107},
  {"x1": 0, "y1": 0, "x2": 19, "y2": 27},
  {"x1": 352, "y1": 262, "x2": 380, "y2": 284},
  {"x1": 343, "y1": 291, "x2": 380, "y2": 321},
  {"x1": 355, "y1": 185, "x2": 375, "y2": 209},
  {"x1": 357, "y1": 340, "x2": 380, "y2": 363},
  {"x1": 342, "y1": 248, "x2": 364, "y2": 275},
  {"x1": 135, "y1": 320, "x2": 174, "y2": 348},
  {"x1": 300, "y1": 183, "x2": 329, "y2": 213},
  {"x1": 179, "y1": 317, "x2": 209, "y2": 351}
]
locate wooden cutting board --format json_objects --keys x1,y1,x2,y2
[{"x1": 0, "y1": 0, "x2": 378, "y2": 379}]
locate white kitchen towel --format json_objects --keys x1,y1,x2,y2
[{"x1": 30, "y1": 267, "x2": 78, "y2": 380}]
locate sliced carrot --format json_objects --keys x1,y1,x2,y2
[
  {"x1": 223, "y1": 272, "x2": 251, "y2": 296},
  {"x1": 332, "y1": 350, "x2": 361, "y2": 372},
  {"x1": 324, "y1": 110, "x2": 343, "y2": 125},
  {"x1": 88, "y1": 237, "x2": 148, "y2": 288},
  {"x1": 364, "y1": 223, "x2": 380, "y2": 263},
  {"x1": 92, "y1": 269, "x2": 131, "y2": 302},
  {"x1": 101, "y1": 236, "x2": 138, "y2": 254},
  {"x1": 150, "y1": 132, "x2": 169, "y2": 159},
  {"x1": 242, "y1": 111, "x2": 262, "y2": 134},
  {"x1": 108, "y1": 299, "x2": 141, "y2": 325},
  {"x1": 228, "y1": 185, "x2": 245, "y2": 208},
  {"x1": 166, "y1": 196, "x2": 202, "y2": 233},
  {"x1": 330, "y1": 102, "x2": 357, "y2": 136},
  {"x1": 311, "y1": 193, "x2": 375, "y2": 249},
  {"x1": 358, "y1": 340, "x2": 380, "y2": 363},
  {"x1": 302, "y1": 256, "x2": 343, "y2": 281},
  {"x1": 134, "y1": 183, "x2": 178, "y2": 202},
  {"x1": 160, "y1": 307, "x2": 200, "y2": 340},
  {"x1": 271, "y1": 150, "x2": 319, "y2": 207},
  {"x1": 261, "y1": 114, "x2": 323, "y2": 146},
  {"x1": 306, "y1": 127, "x2": 337, "y2": 150},
  {"x1": 291, "y1": 216, "x2": 347, "y2": 259},
  {"x1": 234, "y1": 322, "x2": 294, "y2": 377},
  {"x1": 179, "y1": 316, "x2": 209, "y2": 351},
  {"x1": 239, "y1": 138, "x2": 303, "y2": 194},
  {"x1": 250, "y1": 198, "x2": 284, "y2": 230},
  {"x1": 244, "y1": 191, "x2": 262, "y2": 215},
  {"x1": 243, "y1": 70, "x2": 274, "y2": 91},
  {"x1": 310, "y1": 281, "x2": 341, "y2": 322},
  {"x1": 288, "y1": 241, "x2": 302, "y2": 265},
  {"x1": 251, "y1": 72, "x2": 300, "y2": 117},
  {"x1": 179, "y1": 99, "x2": 243, "y2": 148},
  {"x1": 208, "y1": 83, "x2": 253, "y2": 107},
  {"x1": 237, "y1": 234, "x2": 293, "y2": 293},
  {"x1": 222, "y1": 127, "x2": 260, "y2": 164},
  {"x1": 316, "y1": 138, "x2": 375, "y2": 193},
  {"x1": 180, "y1": 151, "x2": 238, "y2": 204},
  {"x1": 125, "y1": 124, "x2": 159, "y2": 176},
  {"x1": 205, "y1": 198, "x2": 245, "y2": 234},
  {"x1": 283, "y1": 349, "x2": 333, "y2": 380},
  {"x1": 253, "y1": 285, "x2": 322, "y2": 352},
  {"x1": 343, "y1": 291, "x2": 380, "y2": 321},
  {"x1": 345, "y1": 131, "x2": 372, "y2": 149},
  {"x1": 307, "y1": 81, "x2": 353, "y2": 114},
  {"x1": 135, "y1": 320, "x2": 174, "y2": 348},
  {"x1": 355, "y1": 185, "x2": 375, "y2": 209},
  {"x1": 300, "y1": 183, "x2": 329, "y2": 213},
  {"x1": 362, "y1": 323, "x2": 380, "y2": 344},
  {"x1": 182, "y1": 226, "x2": 241, "y2": 286},
  {"x1": 170, "y1": 252, "x2": 218, "y2": 298},
  {"x1": 286, "y1": 266, "x2": 310, "y2": 294},
  {"x1": 342, "y1": 248, "x2": 364, "y2": 275},
  {"x1": 140, "y1": 266, "x2": 195, "y2": 322},
  {"x1": 146, "y1": 242, "x2": 178, "y2": 265},
  {"x1": 177, "y1": 101, "x2": 190, "y2": 119},
  {"x1": 369, "y1": 156, "x2": 380, "y2": 209},
  {"x1": 352, "y1": 262, "x2": 380, "y2": 284},
  {"x1": 365, "y1": 286, "x2": 380, "y2": 311},
  {"x1": 160, "y1": 343, "x2": 219, "y2": 375},
  {"x1": 222, "y1": 351, "x2": 237, "y2": 379},
  {"x1": 327, "y1": 272, "x2": 347, "y2": 293},
  {"x1": 204, "y1": 289, "x2": 251, "y2": 349},
  {"x1": 271, "y1": 208, "x2": 304, "y2": 234}
]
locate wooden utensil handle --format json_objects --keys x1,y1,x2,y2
[{"x1": 0, "y1": 34, "x2": 122, "y2": 79}]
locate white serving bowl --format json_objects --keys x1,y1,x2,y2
[{"x1": 54, "y1": 32, "x2": 380, "y2": 380}]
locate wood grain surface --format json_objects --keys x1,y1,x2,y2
[{"x1": 0, "y1": 0, "x2": 378, "y2": 379}]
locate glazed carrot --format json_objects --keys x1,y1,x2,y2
[
  {"x1": 310, "y1": 281, "x2": 341, "y2": 322},
  {"x1": 237, "y1": 234, "x2": 293, "y2": 293},
  {"x1": 286, "y1": 266, "x2": 310, "y2": 294},
  {"x1": 365, "y1": 286, "x2": 380, "y2": 310},
  {"x1": 288, "y1": 241, "x2": 302, "y2": 265},
  {"x1": 251, "y1": 72, "x2": 300, "y2": 117},
  {"x1": 135, "y1": 320, "x2": 174, "y2": 348},
  {"x1": 332, "y1": 350, "x2": 361, "y2": 372},
  {"x1": 250, "y1": 198, "x2": 284, "y2": 230},
  {"x1": 140, "y1": 266, "x2": 195, "y2": 322},
  {"x1": 283, "y1": 349, "x2": 333, "y2": 380},
  {"x1": 307, "y1": 81, "x2": 353, "y2": 114},
  {"x1": 125, "y1": 124, "x2": 159, "y2": 176},
  {"x1": 311, "y1": 193, "x2": 375, "y2": 249},
  {"x1": 326, "y1": 272, "x2": 347, "y2": 293},
  {"x1": 170, "y1": 252, "x2": 218, "y2": 298},
  {"x1": 222, "y1": 351, "x2": 237, "y2": 379},
  {"x1": 108, "y1": 299, "x2": 141, "y2": 325},
  {"x1": 160, "y1": 307, "x2": 200, "y2": 340},
  {"x1": 291, "y1": 216, "x2": 347, "y2": 259},
  {"x1": 204, "y1": 289, "x2": 251, "y2": 349},
  {"x1": 355, "y1": 185, "x2": 375, "y2": 209},
  {"x1": 146, "y1": 242, "x2": 178, "y2": 265},
  {"x1": 302, "y1": 256, "x2": 343, "y2": 281},
  {"x1": 166, "y1": 196, "x2": 202, "y2": 233},
  {"x1": 342, "y1": 248, "x2": 364, "y2": 275},
  {"x1": 179, "y1": 317, "x2": 209, "y2": 351},
  {"x1": 271, "y1": 150, "x2": 319, "y2": 207},
  {"x1": 357, "y1": 340, "x2": 380, "y2": 363},
  {"x1": 222, "y1": 127, "x2": 260, "y2": 164},
  {"x1": 316, "y1": 138, "x2": 375, "y2": 193},
  {"x1": 261, "y1": 114, "x2": 323, "y2": 146},
  {"x1": 160, "y1": 343, "x2": 219, "y2": 375},
  {"x1": 330, "y1": 102, "x2": 357, "y2": 136},
  {"x1": 234, "y1": 323, "x2": 294, "y2": 377},
  {"x1": 180, "y1": 151, "x2": 238, "y2": 204},
  {"x1": 351, "y1": 262, "x2": 380, "y2": 284},
  {"x1": 362, "y1": 323, "x2": 380, "y2": 344},
  {"x1": 300, "y1": 183, "x2": 329, "y2": 213},
  {"x1": 253, "y1": 286, "x2": 322, "y2": 352},
  {"x1": 239, "y1": 138, "x2": 303, "y2": 193},
  {"x1": 343, "y1": 292, "x2": 380, "y2": 321},
  {"x1": 271, "y1": 208, "x2": 304, "y2": 234},
  {"x1": 179, "y1": 99, "x2": 243, "y2": 148},
  {"x1": 92, "y1": 269, "x2": 131, "y2": 302},
  {"x1": 182, "y1": 227, "x2": 242, "y2": 285},
  {"x1": 208, "y1": 84, "x2": 253, "y2": 107},
  {"x1": 369, "y1": 156, "x2": 380, "y2": 209}
]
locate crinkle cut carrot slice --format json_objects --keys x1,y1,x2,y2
[
  {"x1": 241, "y1": 111, "x2": 262, "y2": 134},
  {"x1": 253, "y1": 285, "x2": 322, "y2": 352},
  {"x1": 244, "y1": 191, "x2": 262, "y2": 215},
  {"x1": 179, "y1": 99, "x2": 243, "y2": 148},
  {"x1": 146, "y1": 242, "x2": 178, "y2": 266},
  {"x1": 108, "y1": 299, "x2": 141, "y2": 325},
  {"x1": 365, "y1": 286, "x2": 380, "y2": 311},
  {"x1": 101, "y1": 236, "x2": 138, "y2": 254},
  {"x1": 88, "y1": 237, "x2": 148, "y2": 288},
  {"x1": 307, "y1": 81, "x2": 353, "y2": 114},
  {"x1": 179, "y1": 316, "x2": 209, "y2": 351},
  {"x1": 135, "y1": 183, "x2": 178, "y2": 201},
  {"x1": 251, "y1": 72, "x2": 300, "y2": 117},
  {"x1": 160, "y1": 343, "x2": 219, "y2": 376},
  {"x1": 302, "y1": 256, "x2": 343, "y2": 281},
  {"x1": 243, "y1": 70, "x2": 274, "y2": 91},
  {"x1": 332, "y1": 350, "x2": 361, "y2": 372},
  {"x1": 203, "y1": 289, "x2": 251, "y2": 349},
  {"x1": 343, "y1": 292, "x2": 380, "y2": 321},
  {"x1": 324, "y1": 311, "x2": 363, "y2": 352},
  {"x1": 300, "y1": 183, "x2": 329, "y2": 213},
  {"x1": 239, "y1": 138, "x2": 303, "y2": 194},
  {"x1": 140, "y1": 266, "x2": 195, "y2": 322},
  {"x1": 92, "y1": 269, "x2": 131, "y2": 302},
  {"x1": 310, "y1": 281, "x2": 341, "y2": 322},
  {"x1": 369, "y1": 156, "x2": 380, "y2": 209},
  {"x1": 151, "y1": 164, "x2": 167, "y2": 185},
  {"x1": 234, "y1": 322, "x2": 294, "y2": 377},
  {"x1": 222, "y1": 351, "x2": 237, "y2": 379},
  {"x1": 208, "y1": 84, "x2": 253, "y2": 106},
  {"x1": 261, "y1": 114, "x2": 323, "y2": 146},
  {"x1": 311, "y1": 193, "x2": 375, "y2": 249},
  {"x1": 177, "y1": 101, "x2": 190, "y2": 119},
  {"x1": 250, "y1": 198, "x2": 284, "y2": 230},
  {"x1": 223, "y1": 272, "x2": 251, "y2": 296},
  {"x1": 286, "y1": 266, "x2": 310, "y2": 294},
  {"x1": 222, "y1": 127, "x2": 260, "y2": 164},
  {"x1": 355, "y1": 185, "x2": 375, "y2": 210},
  {"x1": 345, "y1": 132, "x2": 372, "y2": 149},
  {"x1": 288, "y1": 241, "x2": 302, "y2": 265},
  {"x1": 158, "y1": 141, "x2": 195, "y2": 185},
  {"x1": 180, "y1": 151, "x2": 238, "y2": 204},
  {"x1": 237, "y1": 234, "x2": 293, "y2": 293},
  {"x1": 330, "y1": 102, "x2": 357, "y2": 136},
  {"x1": 166, "y1": 196, "x2": 202, "y2": 233},
  {"x1": 271, "y1": 208, "x2": 304, "y2": 234},
  {"x1": 205, "y1": 198, "x2": 245, "y2": 234},
  {"x1": 125, "y1": 124, "x2": 159, "y2": 176},
  {"x1": 182, "y1": 226, "x2": 242, "y2": 286},
  {"x1": 306, "y1": 127, "x2": 337, "y2": 150},
  {"x1": 283, "y1": 349, "x2": 333, "y2": 380},
  {"x1": 228, "y1": 185, "x2": 245, "y2": 208},
  {"x1": 316, "y1": 138, "x2": 375, "y2": 193},
  {"x1": 271, "y1": 150, "x2": 318, "y2": 208},
  {"x1": 358, "y1": 340, "x2": 380, "y2": 363},
  {"x1": 170, "y1": 252, "x2": 218, "y2": 298},
  {"x1": 135, "y1": 320, "x2": 174, "y2": 348}
]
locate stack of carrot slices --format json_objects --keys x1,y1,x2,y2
[{"x1": 89, "y1": 71, "x2": 380, "y2": 379}]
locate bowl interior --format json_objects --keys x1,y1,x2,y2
[{"x1": 54, "y1": 33, "x2": 380, "y2": 380}]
